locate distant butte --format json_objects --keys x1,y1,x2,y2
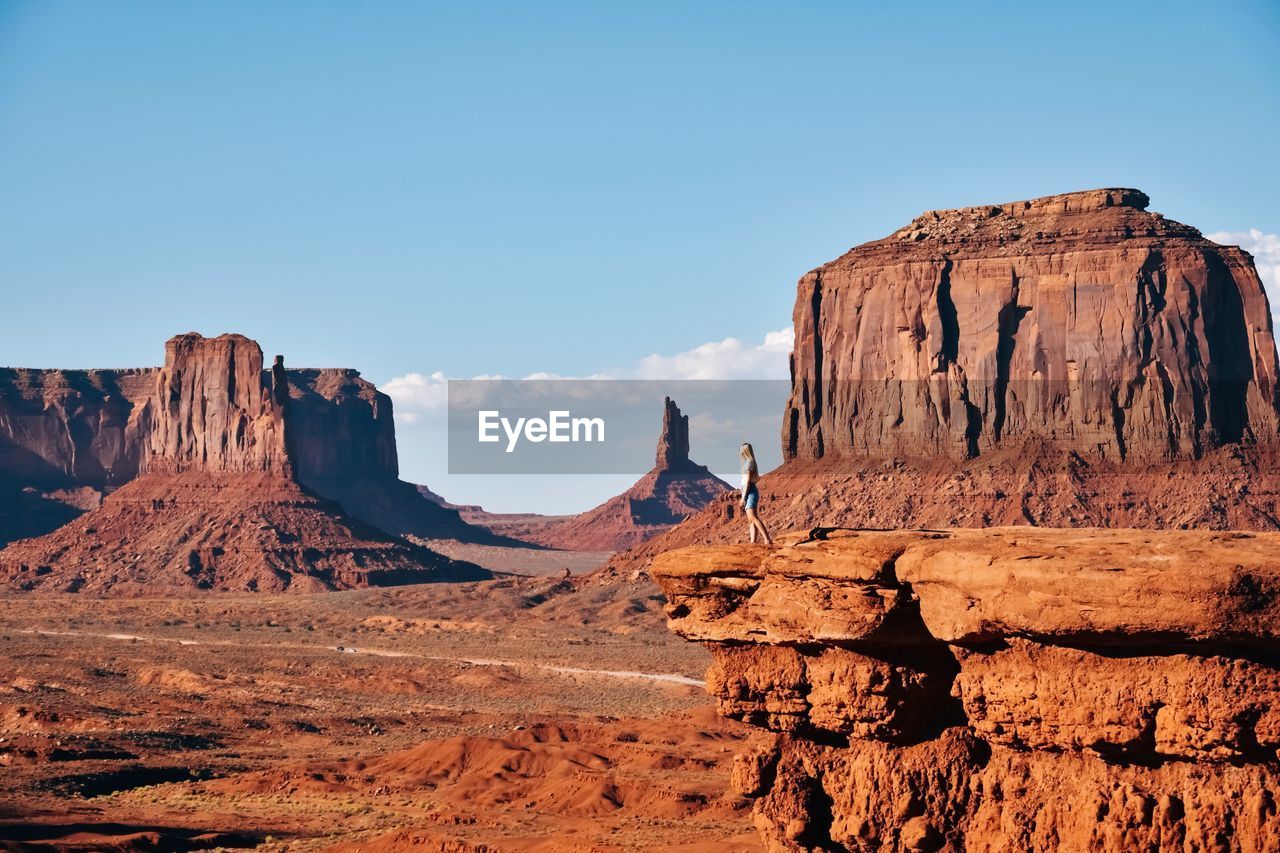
[
  {"x1": 520, "y1": 397, "x2": 730, "y2": 552},
  {"x1": 0, "y1": 335, "x2": 512, "y2": 549},
  {"x1": 0, "y1": 333, "x2": 488, "y2": 593}
]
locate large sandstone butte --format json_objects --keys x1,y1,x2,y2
[
  {"x1": 608, "y1": 189, "x2": 1280, "y2": 574},
  {"x1": 0, "y1": 336, "x2": 502, "y2": 548},
  {"x1": 787, "y1": 187, "x2": 1278, "y2": 463},
  {"x1": 0, "y1": 333, "x2": 488, "y2": 593},
  {"x1": 652, "y1": 529, "x2": 1280, "y2": 851},
  {"x1": 520, "y1": 397, "x2": 730, "y2": 551}
]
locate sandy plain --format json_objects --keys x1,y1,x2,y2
[{"x1": 0, "y1": 570, "x2": 764, "y2": 852}]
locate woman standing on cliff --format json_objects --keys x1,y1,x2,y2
[{"x1": 740, "y1": 443, "x2": 772, "y2": 545}]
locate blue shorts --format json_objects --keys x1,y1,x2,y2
[{"x1": 744, "y1": 484, "x2": 759, "y2": 510}]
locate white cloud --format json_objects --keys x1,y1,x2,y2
[
  {"x1": 380, "y1": 328, "x2": 795, "y2": 427},
  {"x1": 633, "y1": 328, "x2": 793, "y2": 380},
  {"x1": 1208, "y1": 229, "x2": 1280, "y2": 324},
  {"x1": 380, "y1": 371, "x2": 450, "y2": 414},
  {"x1": 521, "y1": 371, "x2": 578, "y2": 380}
]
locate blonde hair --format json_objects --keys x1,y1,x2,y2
[{"x1": 740, "y1": 442, "x2": 756, "y2": 464}]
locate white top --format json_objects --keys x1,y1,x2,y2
[{"x1": 740, "y1": 458, "x2": 758, "y2": 492}]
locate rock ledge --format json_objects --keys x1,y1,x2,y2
[{"x1": 652, "y1": 527, "x2": 1280, "y2": 850}]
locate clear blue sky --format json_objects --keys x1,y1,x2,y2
[{"x1": 2, "y1": 1, "x2": 1278, "y2": 510}]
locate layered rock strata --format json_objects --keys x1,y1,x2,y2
[
  {"x1": 0, "y1": 334, "x2": 487, "y2": 593},
  {"x1": 0, "y1": 335, "x2": 494, "y2": 546},
  {"x1": 786, "y1": 188, "x2": 1279, "y2": 463},
  {"x1": 0, "y1": 367, "x2": 156, "y2": 544},
  {"x1": 652, "y1": 528, "x2": 1280, "y2": 851},
  {"x1": 147, "y1": 333, "x2": 289, "y2": 474}
]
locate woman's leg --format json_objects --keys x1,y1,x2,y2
[
  {"x1": 754, "y1": 511, "x2": 772, "y2": 545},
  {"x1": 746, "y1": 507, "x2": 771, "y2": 544},
  {"x1": 745, "y1": 506, "x2": 757, "y2": 543}
]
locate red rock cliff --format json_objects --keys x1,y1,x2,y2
[
  {"x1": 282, "y1": 366, "x2": 479, "y2": 543},
  {"x1": 0, "y1": 333, "x2": 491, "y2": 546},
  {"x1": 287, "y1": 367, "x2": 398, "y2": 484},
  {"x1": 785, "y1": 188, "x2": 1280, "y2": 463},
  {"x1": 146, "y1": 333, "x2": 290, "y2": 475},
  {"x1": 656, "y1": 395, "x2": 691, "y2": 468},
  {"x1": 0, "y1": 367, "x2": 156, "y2": 490},
  {"x1": 653, "y1": 529, "x2": 1280, "y2": 851},
  {"x1": 0, "y1": 368, "x2": 157, "y2": 545},
  {"x1": 0, "y1": 333, "x2": 487, "y2": 593}
]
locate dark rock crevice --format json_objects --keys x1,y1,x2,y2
[
  {"x1": 810, "y1": 271, "x2": 825, "y2": 434},
  {"x1": 935, "y1": 257, "x2": 959, "y2": 371},
  {"x1": 992, "y1": 270, "x2": 1030, "y2": 444},
  {"x1": 1203, "y1": 251, "x2": 1253, "y2": 447}
]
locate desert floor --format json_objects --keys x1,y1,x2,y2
[{"x1": 0, "y1": 570, "x2": 765, "y2": 851}]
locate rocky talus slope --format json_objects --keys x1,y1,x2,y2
[
  {"x1": 0, "y1": 334, "x2": 486, "y2": 593},
  {"x1": 652, "y1": 528, "x2": 1280, "y2": 851},
  {"x1": 523, "y1": 397, "x2": 730, "y2": 551},
  {"x1": 607, "y1": 189, "x2": 1280, "y2": 575}
]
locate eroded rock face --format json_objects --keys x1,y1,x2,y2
[
  {"x1": 0, "y1": 367, "x2": 156, "y2": 544},
  {"x1": 0, "y1": 367, "x2": 156, "y2": 489},
  {"x1": 147, "y1": 333, "x2": 290, "y2": 475},
  {"x1": 287, "y1": 367, "x2": 398, "y2": 484},
  {"x1": 0, "y1": 333, "x2": 490, "y2": 546},
  {"x1": 652, "y1": 528, "x2": 1280, "y2": 851},
  {"x1": 954, "y1": 640, "x2": 1280, "y2": 762},
  {"x1": 785, "y1": 188, "x2": 1280, "y2": 463},
  {"x1": 0, "y1": 333, "x2": 489, "y2": 592},
  {"x1": 656, "y1": 395, "x2": 691, "y2": 468},
  {"x1": 280, "y1": 367, "x2": 502, "y2": 544},
  {"x1": 708, "y1": 644, "x2": 955, "y2": 743}
]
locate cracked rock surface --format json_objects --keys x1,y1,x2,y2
[{"x1": 652, "y1": 527, "x2": 1280, "y2": 851}]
